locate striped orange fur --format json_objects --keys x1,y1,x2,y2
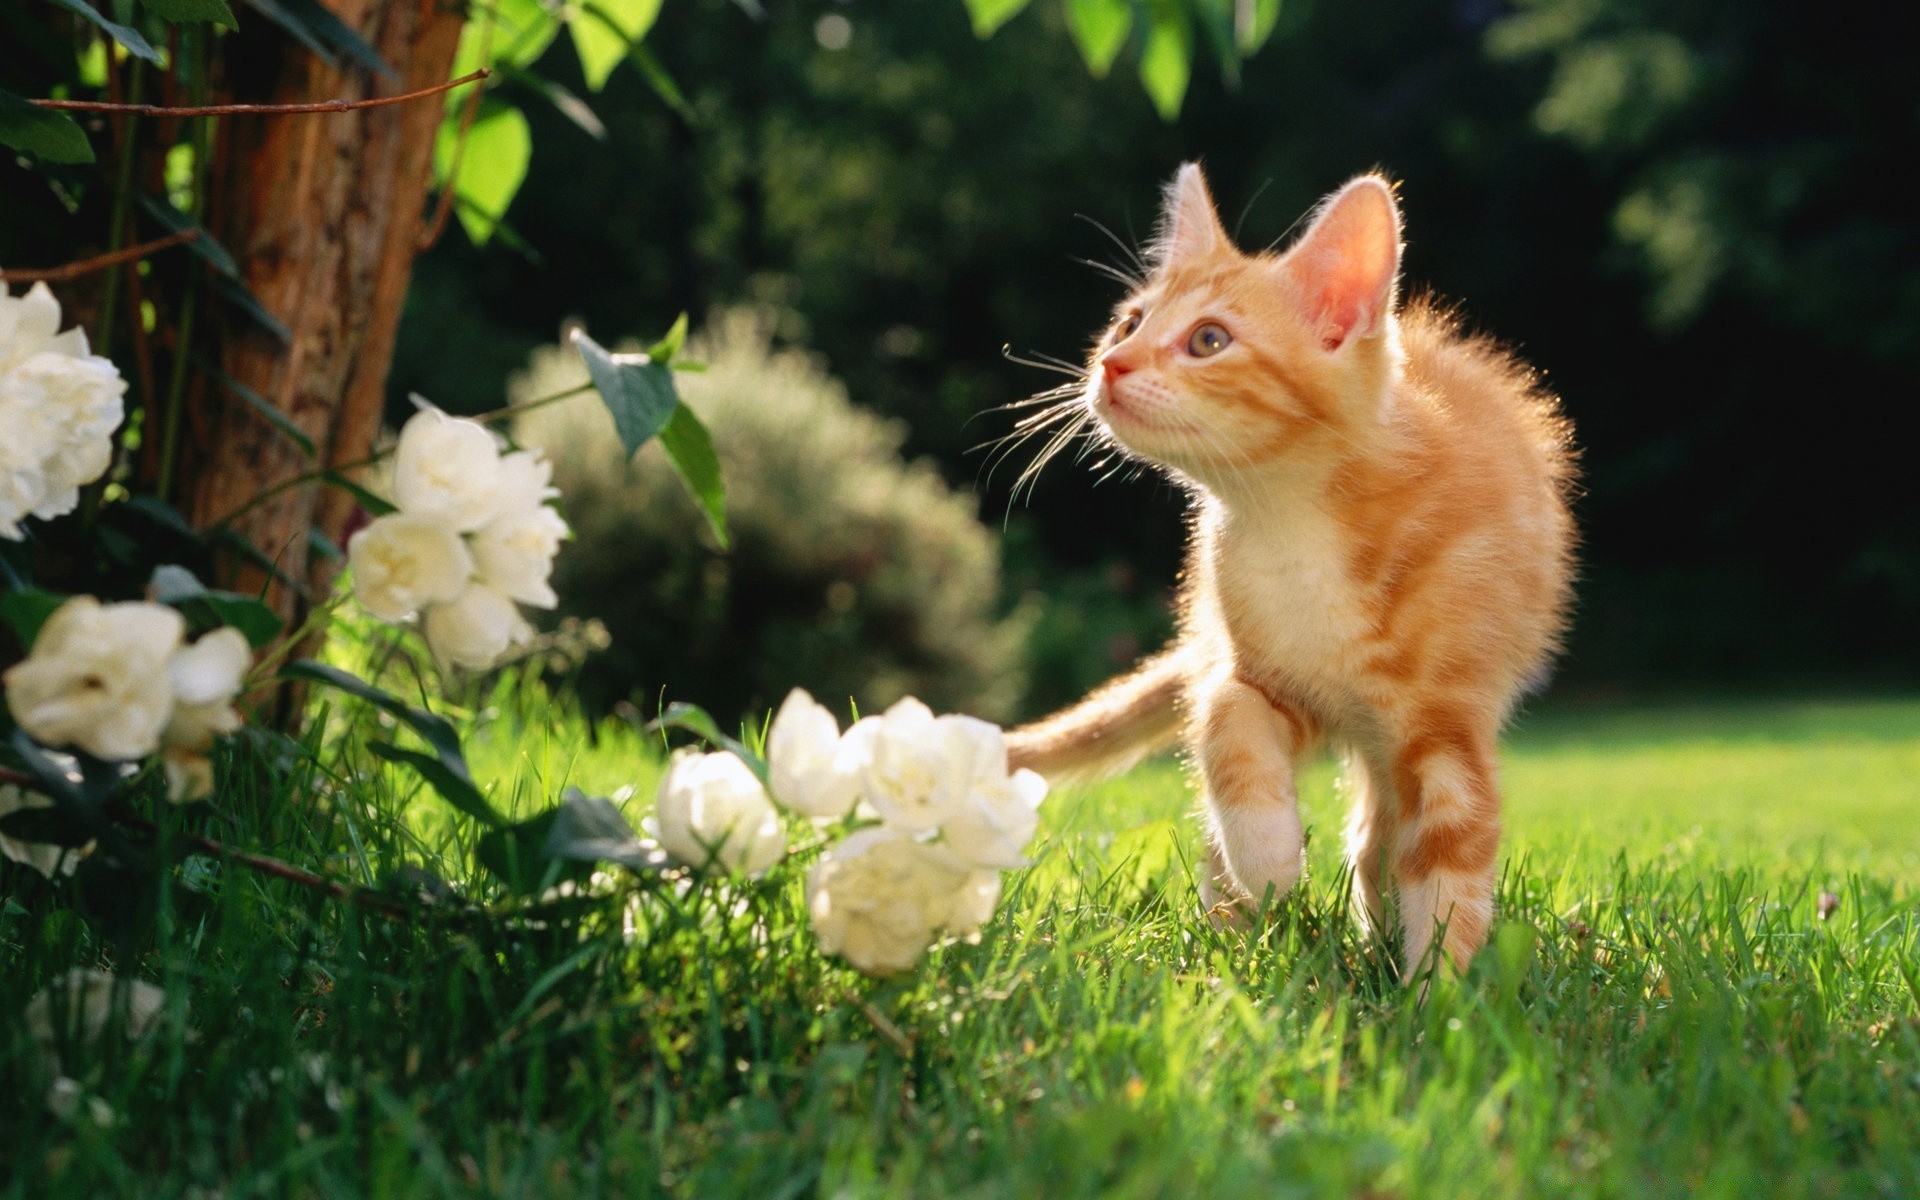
[{"x1": 1005, "y1": 165, "x2": 1578, "y2": 977}]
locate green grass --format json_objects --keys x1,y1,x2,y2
[{"x1": 6, "y1": 691, "x2": 1919, "y2": 1198}]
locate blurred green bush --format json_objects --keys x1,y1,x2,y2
[{"x1": 512, "y1": 310, "x2": 1033, "y2": 725}]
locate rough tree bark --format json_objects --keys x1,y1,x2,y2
[{"x1": 185, "y1": 2, "x2": 464, "y2": 632}]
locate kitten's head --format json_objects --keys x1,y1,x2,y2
[{"x1": 1086, "y1": 164, "x2": 1405, "y2": 479}]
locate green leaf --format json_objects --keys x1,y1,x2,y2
[
  {"x1": 657, "y1": 402, "x2": 729, "y2": 549},
  {"x1": 319, "y1": 470, "x2": 396, "y2": 517},
  {"x1": 147, "y1": 565, "x2": 285, "y2": 647},
  {"x1": 139, "y1": 0, "x2": 239, "y2": 29},
  {"x1": 282, "y1": 660, "x2": 502, "y2": 827},
  {"x1": 51, "y1": 0, "x2": 164, "y2": 63},
  {"x1": 572, "y1": 328, "x2": 680, "y2": 456},
  {"x1": 572, "y1": 0, "x2": 663, "y2": 92},
  {"x1": 1139, "y1": 4, "x2": 1193, "y2": 120},
  {"x1": 308, "y1": 525, "x2": 344, "y2": 562},
  {"x1": 239, "y1": 0, "x2": 395, "y2": 76},
  {"x1": 435, "y1": 99, "x2": 532, "y2": 247},
  {"x1": 122, "y1": 494, "x2": 201, "y2": 541},
  {"x1": 961, "y1": 0, "x2": 1030, "y2": 37},
  {"x1": 1065, "y1": 0, "x2": 1132, "y2": 78},
  {"x1": 1239, "y1": 0, "x2": 1281, "y2": 53},
  {"x1": 0, "y1": 88, "x2": 94, "y2": 165},
  {"x1": 6, "y1": 731, "x2": 147, "y2": 869},
  {"x1": 479, "y1": 788, "x2": 665, "y2": 894},
  {"x1": 646, "y1": 312, "x2": 689, "y2": 363},
  {"x1": 625, "y1": 42, "x2": 693, "y2": 122},
  {"x1": 210, "y1": 273, "x2": 291, "y2": 344},
  {"x1": 193, "y1": 355, "x2": 315, "y2": 456},
  {"x1": 0, "y1": 805, "x2": 95, "y2": 848},
  {"x1": 499, "y1": 66, "x2": 606, "y2": 140},
  {"x1": 368, "y1": 743, "x2": 501, "y2": 828},
  {"x1": 0, "y1": 588, "x2": 66, "y2": 650},
  {"x1": 542, "y1": 791, "x2": 669, "y2": 873},
  {"x1": 455, "y1": 0, "x2": 562, "y2": 77},
  {"x1": 139, "y1": 195, "x2": 239, "y2": 278},
  {"x1": 477, "y1": 807, "x2": 570, "y2": 894},
  {"x1": 646, "y1": 702, "x2": 767, "y2": 784}
]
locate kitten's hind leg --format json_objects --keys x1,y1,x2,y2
[
  {"x1": 1194, "y1": 676, "x2": 1312, "y2": 913},
  {"x1": 1341, "y1": 752, "x2": 1395, "y2": 938},
  {"x1": 1390, "y1": 729, "x2": 1502, "y2": 978}
]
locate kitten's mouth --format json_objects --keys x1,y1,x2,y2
[{"x1": 1095, "y1": 385, "x2": 1193, "y2": 436}]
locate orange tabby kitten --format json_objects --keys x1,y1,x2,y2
[{"x1": 1007, "y1": 164, "x2": 1577, "y2": 976}]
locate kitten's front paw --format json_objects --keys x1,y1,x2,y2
[{"x1": 1212, "y1": 802, "x2": 1305, "y2": 912}]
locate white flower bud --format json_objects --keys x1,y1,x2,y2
[
  {"x1": 654, "y1": 749, "x2": 786, "y2": 875},
  {"x1": 3, "y1": 597, "x2": 184, "y2": 761},
  {"x1": 421, "y1": 582, "x2": 530, "y2": 670},
  {"x1": 347, "y1": 511, "x2": 474, "y2": 622},
  {"x1": 160, "y1": 627, "x2": 252, "y2": 803}
]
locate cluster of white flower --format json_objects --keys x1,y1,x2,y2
[
  {"x1": 27, "y1": 968, "x2": 169, "y2": 1126},
  {"x1": 2, "y1": 596, "x2": 250, "y2": 801},
  {"x1": 1, "y1": 281, "x2": 128, "y2": 541},
  {"x1": 348, "y1": 409, "x2": 569, "y2": 670},
  {"x1": 653, "y1": 689, "x2": 1046, "y2": 977}
]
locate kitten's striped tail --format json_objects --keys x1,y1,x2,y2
[{"x1": 1006, "y1": 644, "x2": 1189, "y2": 781}]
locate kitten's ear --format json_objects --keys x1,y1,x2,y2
[
  {"x1": 1153, "y1": 162, "x2": 1232, "y2": 269},
  {"x1": 1286, "y1": 175, "x2": 1403, "y2": 350}
]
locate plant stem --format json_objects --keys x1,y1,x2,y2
[
  {"x1": 206, "y1": 381, "x2": 597, "y2": 531},
  {"x1": 95, "y1": 58, "x2": 146, "y2": 361}
]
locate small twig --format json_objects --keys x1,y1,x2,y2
[
  {"x1": 0, "y1": 229, "x2": 201, "y2": 284},
  {"x1": 0, "y1": 765, "x2": 37, "y2": 790},
  {"x1": 111, "y1": 808, "x2": 417, "y2": 916},
  {"x1": 30, "y1": 68, "x2": 490, "y2": 118},
  {"x1": 854, "y1": 997, "x2": 916, "y2": 1057},
  {"x1": 419, "y1": 18, "x2": 496, "y2": 252}
]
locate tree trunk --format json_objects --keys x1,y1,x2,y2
[{"x1": 186, "y1": 2, "x2": 463, "y2": 632}]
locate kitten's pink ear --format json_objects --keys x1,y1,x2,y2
[
  {"x1": 1153, "y1": 162, "x2": 1232, "y2": 269},
  {"x1": 1286, "y1": 176, "x2": 1403, "y2": 351}
]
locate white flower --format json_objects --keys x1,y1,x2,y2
[
  {"x1": 491, "y1": 449, "x2": 559, "y2": 515},
  {"x1": 470, "y1": 501, "x2": 569, "y2": 608},
  {"x1": 765, "y1": 689, "x2": 862, "y2": 819},
  {"x1": 347, "y1": 511, "x2": 474, "y2": 622},
  {"x1": 939, "y1": 867, "x2": 1005, "y2": 938},
  {"x1": 0, "y1": 281, "x2": 127, "y2": 540},
  {"x1": 853, "y1": 699, "x2": 1028, "y2": 838},
  {"x1": 939, "y1": 766, "x2": 1047, "y2": 869},
  {"x1": 421, "y1": 582, "x2": 531, "y2": 670},
  {"x1": 805, "y1": 827, "x2": 976, "y2": 976},
  {"x1": 0, "y1": 785, "x2": 87, "y2": 878},
  {"x1": 161, "y1": 628, "x2": 251, "y2": 802},
  {"x1": 654, "y1": 749, "x2": 786, "y2": 875},
  {"x1": 3, "y1": 596, "x2": 184, "y2": 760},
  {"x1": 390, "y1": 408, "x2": 505, "y2": 530},
  {"x1": 46, "y1": 1076, "x2": 115, "y2": 1127},
  {"x1": 26, "y1": 969, "x2": 169, "y2": 1052}
]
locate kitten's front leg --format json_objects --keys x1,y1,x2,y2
[{"x1": 1193, "y1": 676, "x2": 1312, "y2": 913}]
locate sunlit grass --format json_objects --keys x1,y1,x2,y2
[{"x1": 6, "y1": 693, "x2": 1918, "y2": 1198}]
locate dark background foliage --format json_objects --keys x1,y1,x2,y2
[{"x1": 387, "y1": 0, "x2": 1910, "y2": 711}]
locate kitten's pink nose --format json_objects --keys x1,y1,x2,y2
[{"x1": 1101, "y1": 354, "x2": 1137, "y2": 382}]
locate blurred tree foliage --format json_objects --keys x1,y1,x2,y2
[{"x1": 394, "y1": 0, "x2": 1919, "y2": 706}]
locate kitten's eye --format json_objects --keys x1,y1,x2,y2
[
  {"x1": 1187, "y1": 322, "x2": 1232, "y2": 358},
  {"x1": 1116, "y1": 311, "x2": 1143, "y2": 339}
]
